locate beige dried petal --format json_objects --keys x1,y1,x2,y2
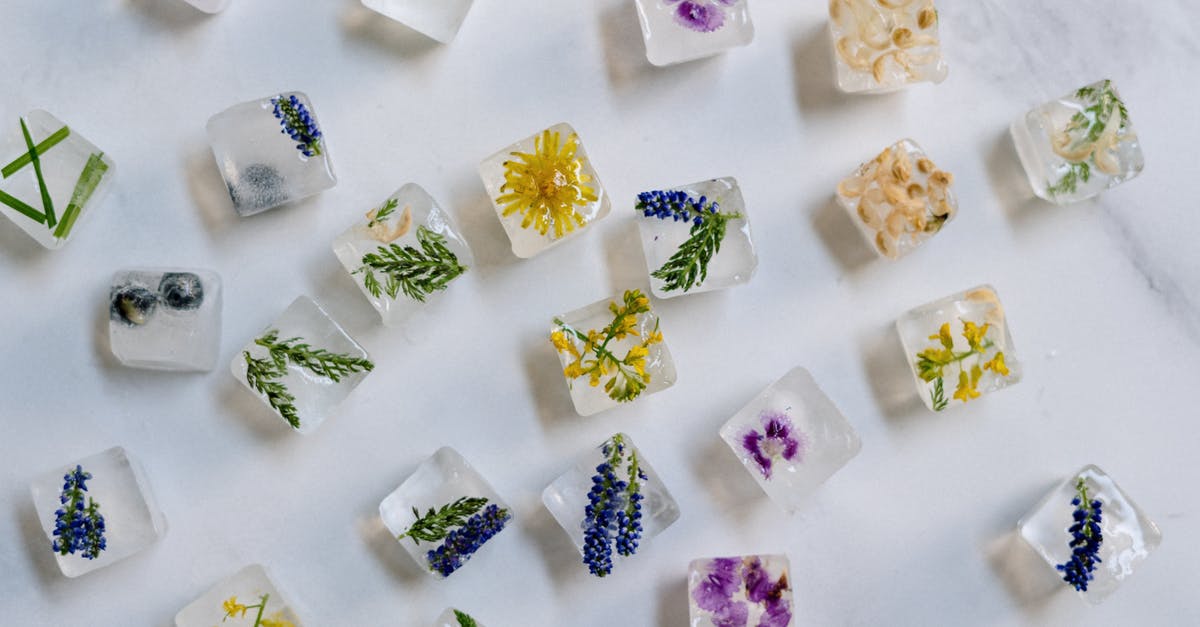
[
  {"x1": 857, "y1": 198, "x2": 884, "y2": 229},
  {"x1": 885, "y1": 210, "x2": 908, "y2": 237},
  {"x1": 883, "y1": 181, "x2": 909, "y2": 206},
  {"x1": 918, "y1": 7, "x2": 937, "y2": 29},
  {"x1": 932, "y1": 198, "x2": 954, "y2": 218},
  {"x1": 875, "y1": 231, "x2": 898, "y2": 257},
  {"x1": 891, "y1": 149, "x2": 913, "y2": 181},
  {"x1": 836, "y1": 37, "x2": 875, "y2": 71},
  {"x1": 838, "y1": 176, "x2": 869, "y2": 198},
  {"x1": 878, "y1": 0, "x2": 914, "y2": 8},
  {"x1": 367, "y1": 205, "x2": 413, "y2": 243},
  {"x1": 893, "y1": 27, "x2": 939, "y2": 49},
  {"x1": 917, "y1": 157, "x2": 935, "y2": 174},
  {"x1": 928, "y1": 170, "x2": 954, "y2": 188},
  {"x1": 907, "y1": 183, "x2": 926, "y2": 198}
]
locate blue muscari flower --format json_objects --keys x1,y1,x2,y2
[
  {"x1": 425, "y1": 504, "x2": 511, "y2": 577},
  {"x1": 1055, "y1": 479, "x2": 1103, "y2": 592},
  {"x1": 271, "y1": 94, "x2": 323, "y2": 158},
  {"x1": 581, "y1": 436, "x2": 647, "y2": 577},
  {"x1": 51, "y1": 465, "x2": 106, "y2": 560},
  {"x1": 636, "y1": 190, "x2": 720, "y2": 227}
]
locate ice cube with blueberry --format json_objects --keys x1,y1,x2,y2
[
  {"x1": 360, "y1": 0, "x2": 475, "y2": 43},
  {"x1": 109, "y1": 269, "x2": 221, "y2": 372},
  {"x1": 635, "y1": 0, "x2": 755, "y2": 66},
  {"x1": 175, "y1": 564, "x2": 303, "y2": 627},
  {"x1": 688, "y1": 555, "x2": 793, "y2": 626}
]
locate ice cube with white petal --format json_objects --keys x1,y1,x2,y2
[
  {"x1": 688, "y1": 555, "x2": 794, "y2": 627},
  {"x1": 828, "y1": 0, "x2": 947, "y2": 94},
  {"x1": 175, "y1": 564, "x2": 304, "y2": 627},
  {"x1": 109, "y1": 268, "x2": 222, "y2": 372},
  {"x1": 361, "y1": 0, "x2": 475, "y2": 43},
  {"x1": 29, "y1": 446, "x2": 166, "y2": 578},
  {"x1": 231, "y1": 296, "x2": 372, "y2": 434},
  {"x1": 207, "y1": 92, "x2": 336, "y2": 217},
  {"x1": 1018, "y1": 465, "x2": 1162, "y2": 603},
  {"x1": 635, "y1": 0, "x2": 755, "y2": 66},
  {"x1": 719, "y1": 367, "x2": 861, "y2": 513},
  {"x1": 0, "y1": 109, "x2": 114, "y2": 249}
]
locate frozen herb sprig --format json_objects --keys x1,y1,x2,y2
[
  {"x1": 271, "y1": 94, "x2": 323, "y2": 157},
  {"x1": 242, "y1": 329, "x2": 374, "y2": 428},
  {"x1": 222, "y1": 594, "x2": 294, "y2": 627},
  {"x1": 638, "y1": 190, "x2": 742, "y2": 293},
  {"x1": 398, "y1": 496, "x2": 489, "y2": 545},
  {"x1": 51, "y1": 465, "x2": 106, "y2": 559},
  {"x1": 915, "y1": 320, "x2": 1009, "y2": 410},
  {"x1": 452, "y1": 610, "x2": 478, "y2": 627},
  {"x1": 1056, "y1": 478, "x2": 1104, "y2": 592},
  {"x1": 366, "y1": 198, "x2": 398, "y2": 229},
  {"x1": 354, "y1": 225, "x2": 467, "y2": 303},
  {"x1": 582, "y1": 435, "x2": 646, "y2": 577},
  {"x1": 1048, "y1": 80, "x2": 1131, "y2": 196},
  {"x1": 551, "y1": 290, "x2": 664, "y2": 403},
  {"x1": 425, "y1": 503, "x2": 511, "y2": 577}
]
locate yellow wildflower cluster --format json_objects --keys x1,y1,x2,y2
[
  {"x1": 551, "y1": 290, "x2": 664, "y2": 403},
  {"x1": 498, "y1": 129, "x2": 598, "y2": 239},
  {"x1": 220, "y1": 595, "x2": 295, "y2": 627},
  {"x1": 915, "y1": 319, "x2": 1009, "y2": 410}
]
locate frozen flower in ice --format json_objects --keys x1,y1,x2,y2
[
  {"x1": 741, "y1": 412, "x2": 806, "y2": 480},
  {"x1": 666, "y1": 0, "x2": 740, "y2": 33}
]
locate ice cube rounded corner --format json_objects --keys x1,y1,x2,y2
[
  {"x1": 828, "y1": 0, "x2": 948, "y2": 94},
  {"x1": 478, "y1": 122, "x2": 610, "y2": 259},
  {"x1": 29, "y1": 446, "x2": 167, "y2": 578},
  {"x1": 332, "y1": 182, "x2": 473, "y2": 327},
  {"x1": 0, "y1": 109, "x2": 115, "y2": 250},
  {"x1": 181, "y1": 0, "x2": 232, "y2": 13},
  {"x1": 108, "y1": 267, "x2": 223, "y2": 372},
  {"x1": 1017, "y1": 464, "x2": 1162, "y2": 604},
  {"x1": 174, "y1": 564, "x2": 305, "y2": 626},
  {"x1": 1010, "y1": 79, "x2": 1143, "y2": 205},
  {"x1": 635, "y1": 0, "x2": 755, "y2": 67},
  {"x1": 205, "y1": 91, "x2": 336, "y2": 217},
  {"x1": 635, "y1": 176, "x2": 757, "y2": 299},
  {"x1": 360, "y1": 0, "x2": 476, "y2": 43},
  {"x1": 688, "y1": 554, "x2": 794, "y2": 626},
  {"x1": 896, "y1": 284, "x2": 1022, "y2": 412},
  {"x1": 549, "y1": 289, "x2": 676, "y2": 416}
]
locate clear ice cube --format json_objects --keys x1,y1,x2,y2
[
  {"x1": 550, "y1": 290, "x2": 676, "y2": 416},
  {"x1": 688, "y1": 555, "x2": 794, "y2": 627},
  {"x1": 29, "y1": 446, "x2": 166, "y2": 578},
  {"x1": 635, "y1": 177, "x2": 757, "y2": 299},
  {"x1": 332, "y1": 183, "x2": 473, "y2": 327},
  {"x1": 360, "y1": 0, "x2": 475, "y2": 43},
  {"x1": 835, "y1": 138, "x2": 957, "y2": 260},
  {"x1": 479, "y1": 123, "x2": 610, "y2": 258},
  {"x1": 175, "y1": 564, "x2": 304, "y2": 627},
  {"x1": 718, "y1": 367, "x2": 861, "y2": 513},
  {"x1": 828, "y1": 0, "x2": 948, "y2": 94},
  {"x1": 379, "y1": 447, "x2": 512, "y2": 578},
  {"x1": 206, "y1": 92, "x2": 336, "y2": 217},
  {"x1": 634, "y1": 0, "x2": 755, "y2": 67},
  {"x1": 0, "y1": 110, "x2": 115, "y2": 249},
  {"x1": 109, "y1": 268, "x2": 222, "y2": 372},
  {"x1": 433, "y1": 608, "x2": 484, "y2": 627},
  {"x1": 896, "y1": 285, "x2": 1022, "y2": 412},
  {"x1": 1011, "y1": 79, "x2": 1144, "y2": 205},
  {"x1": 231, "y1": 296, "x2": 372, "y2": 434},
  {"x1": 1018, "y1": 465, "x2": 1162, "y2": 603},
  {"x1": 542, "y1": 433, "x2": 679, "y2": 576},
  {"x1": 182, "y1": 0, "x2": 231, "y2": 13}
]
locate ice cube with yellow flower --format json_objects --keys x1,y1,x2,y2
[{"x1": 174, "y1": 564, "x2": 302, "y2": 627}]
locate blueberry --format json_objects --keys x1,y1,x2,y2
[
  {"x1": 110, "y1": 286, "x2": 158, "y2": 326},
  {"x1": 158, "y1": 272, "x2": 204, "y2": 310}
]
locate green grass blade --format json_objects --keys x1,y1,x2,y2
[
  {"x1": 1, "y1": 125, "x2": 69, "y2": 179},
  {"x1": 0, "y1": 188, "x2": 46, "y2": 224},
  {"x1": 54, "y1": 153, "x2": 109, "y2": 240},
  {"x1": 19, "y1": 118, "x2": 55, "y2": 229}
]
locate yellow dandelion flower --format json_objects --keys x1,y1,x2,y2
[
  {"x1": 496, "y1": 129, "x2": 598, "y2": 239},
  {"x1": 222, "y1": 597, "x2": 247, "y2": 618},
  {"x1": 961, "y1": 321, "x2": 990, "y2": 351},
  {"x1": 984, "y1": 351, "x2": 1010, "y2": 376},
  {"x1": 928, "y1": 322, "x2": 953, "y2": 349},
  {"x1": 953, "y1": 366, "x2": 983, "y2": 403}
]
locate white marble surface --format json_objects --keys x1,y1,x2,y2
[{"x1": 1, "y1": 1, "x2": 1198, "y2": 625}]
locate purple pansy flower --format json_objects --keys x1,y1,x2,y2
[
  {"x1": 665, "y1": 0, "x2": 739, "y2": 33},
  {"x1": 744, "y1": 557, "x2": 793, "y2": 627},
  {"x1": 741, "y1": 411, "x2": 806, "y2": 480}
]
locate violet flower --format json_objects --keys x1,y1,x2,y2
[
  {"x1": 741, "y1": 412, "x2": 806, "y2": 480},
  {"x1": 665, "y1": 0, "x2": 740, "y2": 33},
  {"x1": 692, "y1": 557, "x2": 793, "y2": 627}
]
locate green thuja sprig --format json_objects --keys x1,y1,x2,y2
[
  {"x1": 366, "y1": 197, "x2": 398, "y2": 228},
  {"x1": 354, "y1": 225, "x2": 467, "y2": 303},
  {"x1": 638, "y1": 191, "x2": 743, "y2": 293},
  {"x1": 453, "y1": 610, "x2": 478, "y2": 627},
  {"x1": 929, "y1": 376, "x2": 948, "y2": 411},
  {"x1": 1047, "y1": 161, "x2": 1091, "y2": 197},
  {"x1": 243, "y1": 353, "x2": 300, "y2": 428},
  {"x1": 1049, "y1": 80, "x2": 1129, "y2": 197},
  {"x1": 242, "y1": 329, "x2": 374, "y2": 429},
  {"x1": 398, "y1": 496, "x2": 488, "y2": 545}
]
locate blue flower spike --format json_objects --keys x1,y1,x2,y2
[
  {"x1": 1056, "y1": 477, "x2": 1104, "y2": 592},
  {"x1": 270, "y1": 94, "x2": 323, "y2": 158},
  {"x1": 51, "y1": 465, "x2": 107, "y2": 560}
]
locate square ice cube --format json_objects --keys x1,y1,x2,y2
[
  {"x1": 332, "y1": 183, "x2": 473, "y2": 327},
  {"x1": 360, "y1": 0, "x2": 475, "y2": 43},
  {"x1": 231, "y1": 296, "x2": 373, "y2": 434},
  {"x1": 549, "y1": 289, "x2": 676, "y2": 416},
  {"x1": 1011, "y1": 79, "x2": 1143, "y2": 205},
  {"x1": 688, "y1": 555, "x2": 794, "y2": 626},
  {"x1": 0, "y1": 110, "x2": 114, "y2": 249},
  {"x1": 828, "y1": 0, "x2": 947, "y2": 94},
  {"x1": 1018, "y1": 465, "x2": 1162, "y2": 603},
  {"x1": 635, "y1": 177, "x2": 757, "y2": 299},
  {"x1": 175, "y1": 564, "x2": 304, "y2": 626},
  {"x1": 835, "y1": 138, "x2": 956, "y2": 260},
  {"x1": 29, "y1": 446, "x2": 166, "y2": 578},
  {"x1": 634, "y1": 0, "x2": 755, "y2": 67},
  {"x1": 719, "y1": 367, "x2": 861, "y2": 513},
  {"x1": 479, "y1": 123, "x2": 610, "y2": 258},
  {"x1": 379, "y1": 447, "x2": 512, "y2": 578},
  {"x1": 433, "y1": 608, "x2": 484, "y2": 627},
  {"x1": 206, "y1": 92, "x2": 336, "y2": 217},
  {"x1": 896, "y1": 285, "x2": 1022, "y2": 412},
  {"x1": 542, "y1": 433, "x2": 679, "y2": 577},
  {"x1": 181, "y1": 0, "x2": 231, "y2": 13},
  {"x1": 109, "y1": 268, "x2": 222, "y2": 372}
]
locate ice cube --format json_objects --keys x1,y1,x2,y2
[
  {"x1": 181, "y1": 0, "x2": 231, "y2": 13},
  {"x1": 635, "y1": 177, "x2": 756, "y2": 298},
  {"x1": 360, "y1": 0, "x2": 475, "y2": 43},
  {"x1": 719, "y1": 367, "x2": 860, "y2": 513},
  {"x1": 206, "y1": 92, "x2": 336, "y2": 217},
  {"x1": 479, "y1": 123, "x2": 610, "y2": 258},
  {"x1": 332, "y1": 183, "x2": 472, "y2": 327},
  {"x1": 835, "y1": 138, "x2": 957, "y2": 260},
  {"x1": 828, "y1": 0, "x2": 947, "y2": 94},
  {"x1": 0, "y1": 110, "x2": 114, "y2": 249},
  {"x1": 175, "y1": 564, "x2": 303, "y2": 626},
  {"x1": 29, "y1": 446, "x2": 166, "y2": 578},
  {"x1": 542, "y1": 433, "x2": 679, "y2": 577},
  {"x1": 1011, "y1": 79, "x2": 1143, "y2": 205},
  {"x1": 1018, "y1": 465, "x2": 1162, "y2": 603},
  {"x1": 231, "y1": 296, "x2": 373, "y2": 433},
  {"x1": 108, "y1": 268, "x2": 222, "y2": 372},
  {"x1": 549, "y1": 289, "x2": 676, "y2": 416},
  {"x1": 634, "y1": 0, "x2": 755, "y2": 66},
  {"x1": 433, "y1": 608, "x2": 484, "y2": 627},
  {"x1": 688, "y1": 555, "x2": 794, "y2": 626},
  {"x1": 896, "y1": 285, "x2": 1021, "y2": 412},
  {"x1": 379, "y1": 447, "x2": 512, "y2": 578}
]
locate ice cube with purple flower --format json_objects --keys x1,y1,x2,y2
[
  {"x1": 635, "y1": 0, "x2": 754, "y2": 66},
  {"x1": 689, "y1": 555, "x2": 794, "y2": 627}
]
